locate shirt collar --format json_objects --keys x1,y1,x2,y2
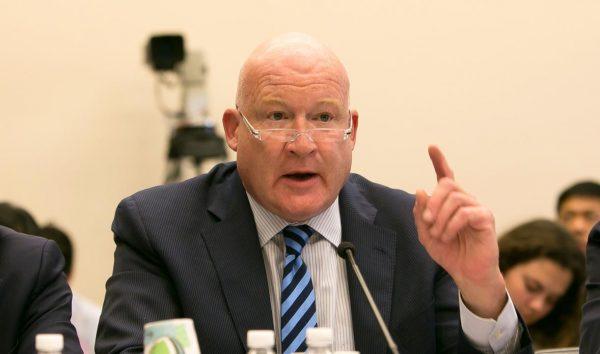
[{"x1": 246, "y1": 193, "x2": 342, "y2": 248}]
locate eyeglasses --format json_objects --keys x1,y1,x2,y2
[{"x1": 237, "y1": 109, "x2": 353, "y2": 143}]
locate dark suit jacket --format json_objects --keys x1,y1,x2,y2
[
  {"x1": 97, "y1": 162, "x2": 532, "y2": 354},
  {"x1": 0, "y1": 225, "x2": 82, "y2": 354},
  {"x1": 581, "y1": 221, "x2": 600, "y2": 354}
]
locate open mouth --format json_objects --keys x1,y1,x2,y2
[{"x1": 284, "y1": 173, "x2": 317, "y2": 181}]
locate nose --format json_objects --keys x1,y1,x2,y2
[
  {"x1": 528, "y1": 296, "x2": 547, "y2": 315},
  {"x1": 286, "y1": 131, "x2": 317, "y2": 156},
  {"x1": 571, "y1": 216, "x2": 588, "y2": 234},
  {"x1": 285, "y1": 116, "x2": 317, "y2": 156}
]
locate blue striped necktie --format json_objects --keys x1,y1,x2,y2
[{"x1": 280, "y1": 224, "x2": 318, "y2": 354}]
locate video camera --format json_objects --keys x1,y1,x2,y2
[{"x1": 146, "y1": 34, "x2": 227, "y2": 182}]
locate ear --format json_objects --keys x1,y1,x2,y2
[
  {"x1": 349, "y1": 109, "x2": 359, "y2": 149},
  {"x1": 222, "y1": 108, "x2": 240, "y2": 151}
]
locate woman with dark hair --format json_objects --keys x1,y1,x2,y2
[{"x1": 499, "y1": 219, "x2": 585, "y2": 349}]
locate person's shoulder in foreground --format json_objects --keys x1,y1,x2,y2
[
  {"x1": 0, "y1": 225, "x2": 82, "y2": 354},
  {"x1": 581, "y1": 221, "x2": 600, "y2": 353}
]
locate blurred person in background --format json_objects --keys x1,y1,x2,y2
[
  {"x1": 0, "y1": 201, "x2": 40, "y2": 235},
  {"x1": 580, "y1": 221, "x2": 600, "y2": 353},
  {"x1": 556, "y1": 181, "x2": 600, "y2": 254},
  {"x1": 499, "y1": 219, "x2": 585, "y2": 349},
  {"x1": 38, "y1": 224, "x2": 101, "y2": 354},
  {"x1": 0, "y1": 201, "x2": 100, "y2": 353},
  {"x1": 0, "y1": 204, "x2": 82, "y2": 353}
]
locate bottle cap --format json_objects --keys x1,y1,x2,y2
[
  {"x1": 36, "y1": 334, "x2": 64, "y2": 351},
  {"x1": 306, "y1": 327, "x2": 333, "y2": 347},
  {"x1": 247, "y1": 330, "x2": 275, "y2": 349}
]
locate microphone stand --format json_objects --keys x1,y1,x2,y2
[{"x1": 338, "y1": 242, "x2": 400, "y2": 354}]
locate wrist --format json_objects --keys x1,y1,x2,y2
[{"x1": 456, "y1": 270, "x2": 507, "y2": 319}]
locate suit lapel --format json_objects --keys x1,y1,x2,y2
[
  {"x1": 339, "y1": 181, "x2": 398, "y2": 354},
  {"x1": 201, "y1": 171, "x2": 273, "y2": 351}
]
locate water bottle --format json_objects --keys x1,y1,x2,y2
[
  {"x1": 247, "y1": 330, "x2": 275, "y2": 354},
  {"x1": 306, "y1": 327, "x2": 333, "y2": 354},
  {"x1": 36, "y1": 334, "x2": 63, "y2": 354}
]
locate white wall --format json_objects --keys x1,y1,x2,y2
[{"x1": 1, "y1": 0, "x2": 599, "y2": 304}]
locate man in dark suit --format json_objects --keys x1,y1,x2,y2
[
  {"x1": 581, "y1": 221, "x2": 600, "y2": 353},
  {"x1": 0, "y1": 225, "x2": 82, "y2": 353},
  {"x1": 97, "y1": 33, "x2": 532, "y2": 353}
]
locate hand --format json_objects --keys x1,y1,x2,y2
[{"x1": 413, "y1": 145, "x2": 507, "y2": 319}]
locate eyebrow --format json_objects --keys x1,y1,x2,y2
[
  {"x1": 525, "y1": 275, "x2": 565, "y2": 298},
  {"x1": 524, "y1": 275, "x2": 544, "y2": 290},
  {"x1": 314, "y1": 99, "x2": 344, "y2": 109},
  {"x1": 259, "y1": 98, "x2": 288, "y2": 107}
]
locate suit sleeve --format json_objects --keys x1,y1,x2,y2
[
  {"x1": 581, "y1": 222, "x2": 600, "y2": 353},
  {"x1": 433, "y1": 267, "x2": 533, "y2": 353},
  {"x1": 17, "y1": 240, "x2": 83, "y2": 354},
  {"x1": 96, "y1": 196, "x2": 183, "y2": 354}
]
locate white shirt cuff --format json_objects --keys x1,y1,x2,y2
[{"x1": 458, "y1": 290, "x2": 519, "y2": 353}]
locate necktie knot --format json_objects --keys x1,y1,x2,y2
[{"x1": 282, "y1": 225, "x2": 315, "y2": 256}]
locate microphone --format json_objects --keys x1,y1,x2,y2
[{"x1": 337, "y1": 242, "x2": 400, "y2": 354}]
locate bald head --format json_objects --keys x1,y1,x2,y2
[
  {"x1": 222, "y1": 33, "x2": 358, "y2": 222},
  {"x1": 236, "y1": 33, "x2": 350, "y2": 109}
]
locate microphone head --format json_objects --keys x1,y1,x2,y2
[{"x1": 337, "y1": 241, "x2": 356, "y2": 260}]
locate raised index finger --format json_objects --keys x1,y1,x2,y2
[{"x1": 428, "y1": 145, "x2": 455, "y2": 181}]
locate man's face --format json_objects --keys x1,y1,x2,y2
[
  {"x1": 558, "y1": 196, "x2": 600, "y2": 253},
  {"x1": 225, "y1": 57, "x2": 357, "y2": 222}
]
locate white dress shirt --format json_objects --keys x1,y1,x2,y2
[
  {"x1": 71, "y1": 292, "x2": 101, "y2": 354},
  {"x1": 247, "y1": 194, "x2": 520, "y2": 353}
]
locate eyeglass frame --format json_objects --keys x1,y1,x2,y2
[{"x1": 236, "y1": 106, "x2": 354, "y2": 143}]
